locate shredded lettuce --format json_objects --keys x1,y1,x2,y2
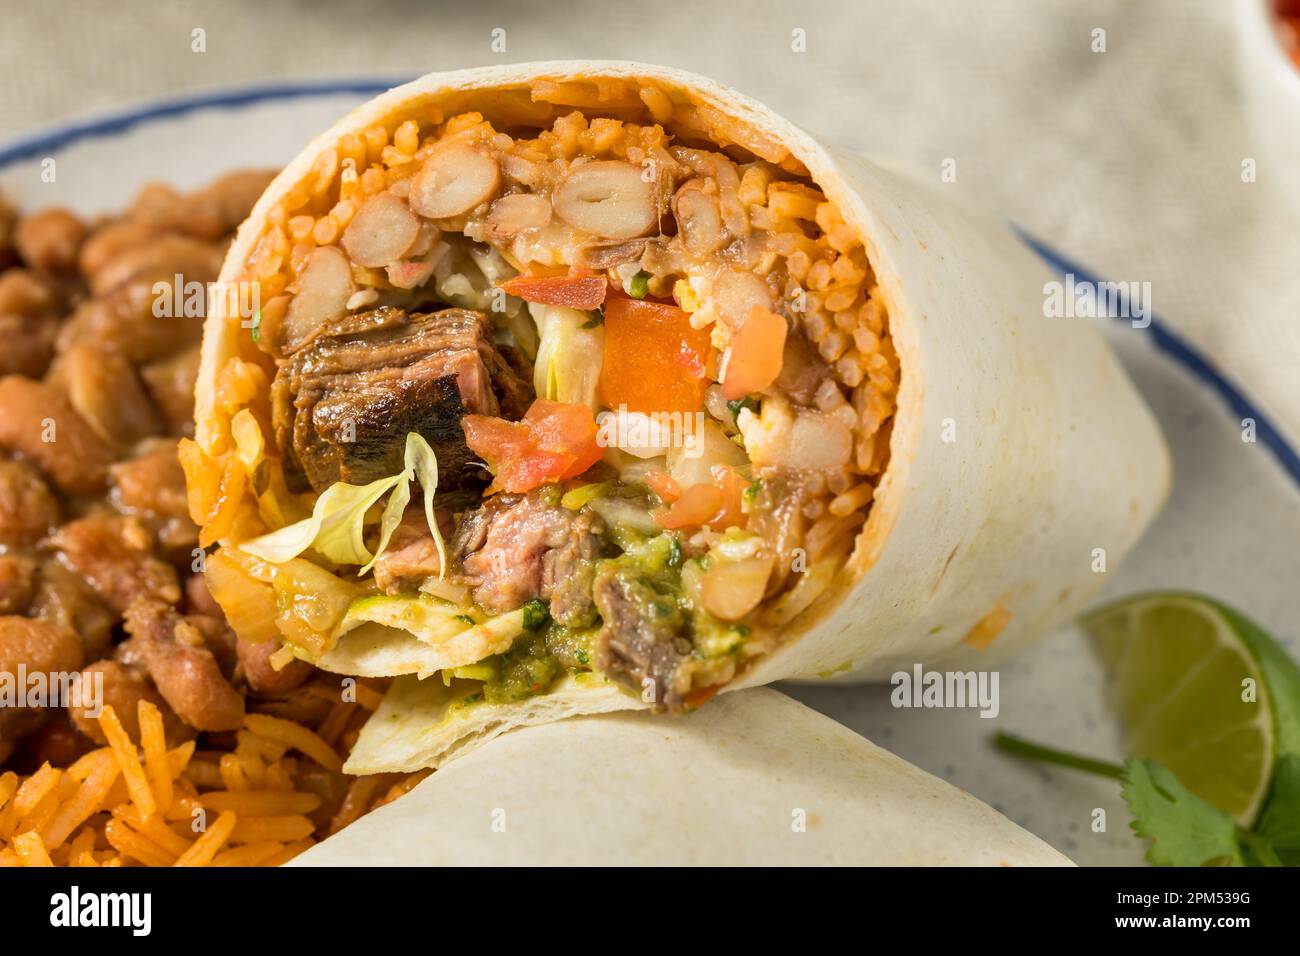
[
  {"x1": 360, "y1": 475, "x2": 410, "y2": 576},
  {"x1": 241, "y1": 432, "x2": 445, "y2": 576},
  {"x1": 240, "y1": 473, "x2": 404, "y2": 565},
  {"x1": 531, "y1": 303, "x2": 604, "y2": 409},
  {"x1": 404, "y1": 430, "x2": 447, "y2": 580}
]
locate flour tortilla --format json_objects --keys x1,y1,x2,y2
[
  {"x1": 198, "y1": 62, "x2": 1170, "y2": 770},
  {"x1": 295, "y1": 688, "x2": 1072, "y2": 866}
]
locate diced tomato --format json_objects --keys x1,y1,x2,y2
[
  {"x1": 655, "y1": 465, "x2": 747, "y2": 531},
  {"x1": 722, "y1": 305, "x2": 787, "y2": 400},
  {"x1": 682, "y1": 683, "x2": 722, "y2": 710},
  {"x1": 499, "y1": 274, "x2": 608, "y2": 310},
  {"x1": 643, "y1": 470, "x2": 681, "y2": 503},
  {"x1": 462, "y1": 399, "x2": 603, "y2": 494},
  {"x1": 599, "y1": 298, "x2": 713, "y2": 415}
]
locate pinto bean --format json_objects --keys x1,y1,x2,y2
[
  {"x1": 0, "y1": 554, "x2": 37, "y2": 614},
  {"x1": 78, "y1": 219, "x2": 165, "y2": 280},
  {"x1": 0, "y1": 376, "x2": 116, "y2": 495},
  {"x1": 342, "y1": 192, "x2": 421, "y2": 267},
  {"x1": 236, "y1": 636, "x2": 315, "y2": 696},
  {"x1": 175, "y1": 169, "x2": 276, "y2": 240},
  {"x1": 15, "y1": 208, "x2": 87, "y2": 273},
  {"x1": 409, "y1": 145, "x2": 501, "y2": 219},
  {"x1": 282, "y1": 246, "x2": 355, "y2": 351},
  {"x1": 58, "y1": 280, "x2": 204, "y2": 364},
  {"x1": 28, "y1": 560, "x2": 115, "y2": 662},
  {"x1": 49, "y1": 342, "x2": 163, "y2": 448},
  {"x1": 89, "y1": 233, "x2": 223, "y2": 298},
  {"x1": 0, "y1": 268, "x2": 57, "y2": 316},
  {"x1": 66, "y1": 660, "x2": 192, "y2": 746},
  {"x1": 0, "y1": 270, "x2": 63, "y2": 378},
  {"x1": 189, "y1": 614, "x2": 238, "y2": 676},
  {"x1": 578, "y1": 238, "x2": 647, "y2": 270},
  {"x1": 0, "y1": 616, "x2": 85, "y2": 706},
  {"x1": 184, "y1": 572, "x2": 222, "y2": 618},
  {"x1": 126, "y1": 182, "x2": 187, "y2": 227},
  {"x1": 110, "y1": 441, "x2": 189, "y2": 521},
  {"x1": 52, "y1": 515, "x2": 180, "y2": 614},
  {"x1": 552, "y1": 161, "x2": 657, "y2": 240},
  {"x1": 122, "y1": 600, "x2": 244, "y2": 732},
  {"x1": 140, "y1": 344, "x2": 200, "y2": 436},
  {"x1": 0, "y1": 459, "x2": 60, "y2": 546},
  {"x1": 0, "y1": 314, "x2": 61, "y2": 379},
  {"x1": 123, "y1": 171, "x2": 274, "y2": 241},
  {"x1": 485, "y1": 192, "x2": 551, "y2": 240},
  {"x1": 673, "y1": 179, "x2": 725, "y2": 255}
]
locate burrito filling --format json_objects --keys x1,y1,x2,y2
[{"x1": 186, "y1": 79, "x2": 898, "y2": 712}]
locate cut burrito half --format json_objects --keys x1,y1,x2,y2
[
  {"x1": 292, "y1": 688, "x2": 1073, "y2": 866},
  {"x1": 186, "y1": 62, "x2": 1169, "y2": 771}
]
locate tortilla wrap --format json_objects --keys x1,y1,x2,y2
[
  {"x1": 194, "y1": 62, "x2": 1169, "y2": 771},
  {"x1": 293, "y1": 687, "x2": 1072, "y2": 866}
]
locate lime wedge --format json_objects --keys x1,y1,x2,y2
[{"x1": 1082, "y1": 592, "x2": 1300, "y2": 825}]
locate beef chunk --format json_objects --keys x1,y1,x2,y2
[
  {"x1": 452, "y1": 490, "x2": 609, "y2": 625},
  {"x1": 592, "y1": 568, "x2": 692, "y2": 710},
  {"x1": 272, "y1": 307, "x2": 531, "y2": 492},
  {"x1": 372, "y1": 506, "x2": 447, "y2": 595},
  {"x1": 542, "y1": 509, "x2": 606, "y2": 628}
]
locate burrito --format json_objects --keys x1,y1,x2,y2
[
  {"x1": 292, "y1": 687, "x2": 1072, "y2": 866},
  {"x1": 186, "y1": 62, "x2": 1169, "y2": 771}
]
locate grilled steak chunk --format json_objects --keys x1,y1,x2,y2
[
  {"x1": 451, "y1": 490, "x2": 609, "y2": 625},
  {"x1": 272, "y1": 306, "x2": 531, "y2": 492},
  {"x1": 592, "y1": 567, "x2": 691, "y2": 710},
  {"x1": 372, "y1": 506, "x2": 449, "y2": 595}
]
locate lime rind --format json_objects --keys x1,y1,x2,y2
[{"x1": 1081, "y1": 591, "x2": 1300, "y2": 825}]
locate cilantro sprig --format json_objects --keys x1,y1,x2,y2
[{"x1": 994, "y1": 732, "x2": 1299, "y2": 867}]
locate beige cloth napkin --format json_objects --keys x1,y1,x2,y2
[{"x1": 3, "y1": 0, "x2": 1298, "y2": 442}]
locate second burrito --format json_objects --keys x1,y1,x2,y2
[{"x1": 186, "y1": 62, "x2": 1170, "y2": 772}]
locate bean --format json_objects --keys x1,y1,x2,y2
[
  {"x1": 0, "y1": 460, "x2": 59, "y2": 546},
  {"x1": 122, "y1": 601, "x2": 244, "y2": 732},
  {"x1": 52, "y1": 516, "x2": 180, "y2": 615},
  {"x1": 66, "y1": 660, "x2": 190, "y2": 746},
  {"x1": 0, "y1": 376, "x2": 116, "y2": 495},
  {"x1": 15, "y1": 208, "x2": 87, "y2": 273},
  {"x1": 237, "y1": 636, "x2": 315, "y2": 696},
  {"x1": 552, "y1": 161, "x2": 657, "y2": 240},
  {"x1": 409, "y1": 145, "x2": 501, "y2": 219}
]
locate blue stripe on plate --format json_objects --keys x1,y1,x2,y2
[
  {"x1": 2, "y1": 81, "x2": 1296, "y2": 490},
  {"x1": 0, "y1": 79, "x2": 408, "y2": 167},
  {"x1": 1019, "y1": 231, "x2": 1300, "y2": 487}
]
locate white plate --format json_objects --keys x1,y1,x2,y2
[{"x1": 4, "y1": 83, "x2": 1297, "y2": 866}]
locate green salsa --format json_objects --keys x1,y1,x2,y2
[{"x1": 479, "y1": 632, "x2": 563, "y2": 704}]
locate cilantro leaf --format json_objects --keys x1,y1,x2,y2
[
  {"x1": 1121, "y1": 759, "x2": 1244, "y2": 867},
  {"x1": 521, "y1": 599, "x2": 550, "y2": 633}
]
